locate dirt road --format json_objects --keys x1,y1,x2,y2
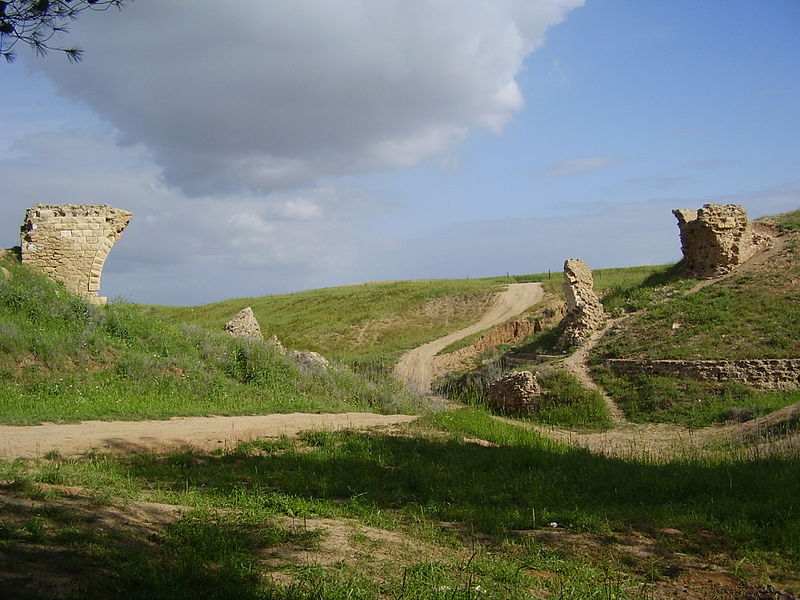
[
  {"x1": 394, "y1": 283, "x2": 544, "y2": 394},
  {"x1": 0, "y1": 413, "x2": 417, "y2": 459}
]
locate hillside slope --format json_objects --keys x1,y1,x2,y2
[{"x1": 0, "y1": 255, "x2": 418, "y2": 424}]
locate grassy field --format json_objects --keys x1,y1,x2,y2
[
  {"x1": 594, "y1": 368, "x2": 800, "y2": 427},
  {"x1": 145, "y1": 279, "x2": 505, "y2": 368},
  {"x1": 1, "y1": 409, "x2": 797, "y2": 598},
  {"x1": 0, "y1": 255, "x2": 419, "y2": 424}
]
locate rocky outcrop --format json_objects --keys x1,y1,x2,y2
[
  {"x1": 673, "y1": 203, "x2": 768, "y2": 277},
  {"x1": 486, "y1": 371, "x2": 542, "y2": 415},
  {"x1": 20, "y1": 204, "x2": 132, "y2": 305},
  {"x1": 224, "y1": 307, "x2": 263, "y2": 340},
  {"x1": 558, "y1": 259, "x2": 605, "y2": 349},
  {"x1": 606, "y1": 358, "x2": 800, "y2": 391}
]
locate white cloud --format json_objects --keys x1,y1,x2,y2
[
  {"x1": 546, "y1": 156, "x2": 614, "y2": 177},
  {"x1": 32, "y1": 0, "x2": 583, "y2": 195}
]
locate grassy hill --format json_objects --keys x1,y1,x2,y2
[
  {"x1": 591, "y1": 212, "x2": 800, "y2": 426},
  {"x1": 0, "y1": 254, "x2": 419, "y2": 424}
]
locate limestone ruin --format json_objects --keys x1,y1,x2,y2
[
  {"x1": 487, "y1": 370, "x2": 541, "y2": 415},
  {"x1": 224, "y1": 307, "x2": 264, "y2": 340},
  {"x1": 20, "y1": 204, "x2": 132, "y2": 304},
  {"x1": 606, "y1": 358, "x2": 800, "y2": 391},
  {"x1": 672, "y1": 203, "x2": 761, "y2": 277},
  {"x1": 558, "y1": 258, "x2": 605, "y2": 348}
]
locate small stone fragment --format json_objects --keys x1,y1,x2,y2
[
  {"x1": 486, "y1": 370, "x2": 542, "y2": 415},
  {"x1": 289, "y1": 350, "x2": 330, "y2": 373},
  {"x1": 224, "y1": 307, "x2": 263, "y2": 340}
]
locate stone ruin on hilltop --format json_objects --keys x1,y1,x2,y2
[
  {"x1": 19, "y1": 204, "x2": 132, "y2": 305},
  {"x1": 672, "y1": 203, "x2": 768, "y2": 278},
  {"x1": 558, "y1": 258, "x2": 605, "y2": 349}
]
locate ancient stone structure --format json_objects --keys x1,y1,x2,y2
[
  {"x1": 224, "y1": 307, "x2": 263, "y2": 340},
  {"x1": 558, "y1": 259, "x2": 605, "y2": 349},
  {"x1": 20, "y1": 204, "x2": 132, "y2": 304},
  {"x1": 486, "y1": 371, "x2": 542, "y2": 415},
  {"x1": 672, "y1": 204, "x2": 761, "y2": 277},
  {"x1": 606, "y1": 358, "x2": 800, "y2": 391}
]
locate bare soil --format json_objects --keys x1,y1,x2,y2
[{"x1": 0, "y1": 413, "x2": 417, "y2": 459}]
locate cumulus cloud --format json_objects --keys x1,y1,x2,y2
[
  {"x1": 33, "y1": 0, "x2": 583, "y2": 195},
  {"x1": 0, "y1": 130, "x2": 383, "y2": 304},
  {"x1": 546, "y1": 156, "x2": 614, "y2": 177}
]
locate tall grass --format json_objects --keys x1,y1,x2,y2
[{"x1": 0, "y1": 257, "x2": 420, "y2": 424}]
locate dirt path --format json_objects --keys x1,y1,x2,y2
[
  {"x1": 394, "y1": 283, "x2": 544, "y2": 394},
  {"x1": 562, "y1": 318, "x2": 628, "y2": 425},
  {"x1": 0, "y1": 413, "x2": 417, "y2": 459}
]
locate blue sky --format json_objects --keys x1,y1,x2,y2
[{"x1": 2, "y1": 1, "x2": 799, "y2": 304}]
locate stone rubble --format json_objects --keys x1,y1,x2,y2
[
  {"x1": 19, "y1": 204, "x2": 132, "y2": 305},
  {"x1": 486, "y1": 370, "x2": 542, "y2": 415},
  {"x1": 672, "y1": 203, "x2": 768, "y2": 277},
  {"x1": 224, "y1": 307, "x2": 264, "y2": 340},
  {"x1": 558, "y1": 258, "x2": 605, "y2": 349}
]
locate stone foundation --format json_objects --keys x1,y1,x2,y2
[
  {"x1": 606, "y1": 358, "x2": 800, "y2": 391},
  {"x1": 20, "y1": 204, "x2": 132, "y2": 304}
]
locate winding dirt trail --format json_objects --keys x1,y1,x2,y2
[
  {"x1": 394, "y1": 283, "x2": 544, "y2": 394},
  {"x1": 0, "y1": 413, "x2": 417, "y2": 459}
]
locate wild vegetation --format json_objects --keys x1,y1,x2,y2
[
  {"x1": 1, "y1": 410, "x2": 797, "y2": 598},
  {"x1": 0, "y1": 255, "x2": 418, "y2": 424}
]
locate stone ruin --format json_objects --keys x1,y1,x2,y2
[
  {"x1": 558, "y1": 258, "x2": 605, "y2": 349},
  {"x1": 672, "y1": 203, "x2": 763, "y2": 278},
  {"x1": 224, "y1": 307, "x2": 330, "y2": 373},
  {"x1": 20, "y1": 204, "x2": 132, "y2": 304},
  {"x1": 486, "y1": 370, "x2": 541, "y2": 415},
  {"x1": 224, "y1": 307, "x2": 264, "y2": 340}
]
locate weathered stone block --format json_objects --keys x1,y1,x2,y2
[
  {"x1": 487, "y1": 371, "x2": 542, "y2": 415},
  {"x1": 224, "y1": 307, "x2": 263, "y2": 340}
]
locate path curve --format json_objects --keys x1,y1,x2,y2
[
  {"x1": 394, "y1": 283, "x2": 544, "y2": 394},
  {"x1": 0, "y1": 413, "x2": 417, "y2": 459}
]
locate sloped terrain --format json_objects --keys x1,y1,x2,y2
[{"x1": 0, "y1": 254, "x2": 417, "y2": 424}]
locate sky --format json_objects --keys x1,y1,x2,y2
[{"x1": 2, "y1": 0, "x2": 799, "y2": 305}]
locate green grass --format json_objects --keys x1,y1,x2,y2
[
  {"x1": 145, "y1": 279, "x2": 505, "y2": 368},
  {"x1": 436, "y1": 367, "x2": 612, "y2": 430},
  {"x1": 2, "y1": 409, "x2": 798, "y2": 597},
  {"x1": 0, "y1": 256, "x2": 419, "y2": 424},
  {"x1": 594, "y1": 367, "x2": 800, "y2": 427},
  {"x1": 148, "y1": 264, "x2": 674, "y2": 366},
  {"x1": 769, "y1": 209, "x2": 800, "y2": 232}
]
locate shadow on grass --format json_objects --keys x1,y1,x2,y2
[
  {"x1": 111, "y1": 412, "x2": 799, "y2": 565},
  {"x1": 0, "y1": 483, "x2": 319, "y2": 600}
]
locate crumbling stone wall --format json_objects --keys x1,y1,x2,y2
[
  {"x1": 487, "y1": 370, "x2": 541, "y2": 415},
  {"x1": 20, "y1": 204, "x2": 132, "y2": 305},
  {"x1": 558, "y1": 258, "x2": 605, "y2": 348},
  {"x1": 606, "y1": 358, "x2": 800, "y2": 391},
  {"x1": 672, "y1": 203, "x2": 760, "y2": 277}
]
